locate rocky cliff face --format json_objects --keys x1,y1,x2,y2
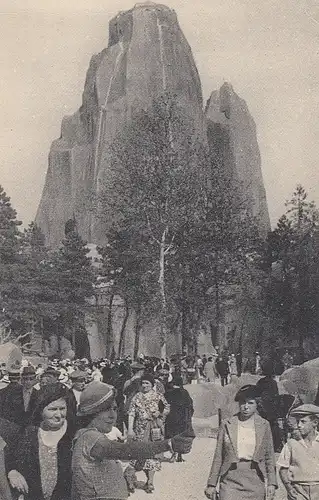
[
  {"x1": 205, "y1": 82, "x2": 270, "y2": 237},
  {"x1": 36, "y1": 2, "x2": 205, "y2": 247}
]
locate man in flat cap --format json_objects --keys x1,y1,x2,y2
[
  {"x1": 278, "y1": 404, "x2": 319, "y2": 500},
  {"x1": 69, "y1": 370, "x2": 87, "y2": 408}
]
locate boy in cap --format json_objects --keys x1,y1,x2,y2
[{"x1": 278, "y1": 404, "x2": 319, "y2": 500}]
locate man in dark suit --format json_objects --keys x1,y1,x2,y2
[
  {"x1": 0, "y1": 366, "x2": 39, "y2": 427},
  {"x1": 155, "y1": 358, "x2": 170, "y2": 373}
]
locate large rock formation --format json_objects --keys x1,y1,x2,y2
[
  {"x1": 36, "y1": 2, "x2": 205, "y2": 247},
  {"x1": 205, "y1": 82, "x2": 270, "y2": 237}
]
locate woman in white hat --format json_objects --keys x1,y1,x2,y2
[{"x1": 72, "y1": 381, "x2": 193, "y2": 500}]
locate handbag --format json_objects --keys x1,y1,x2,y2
[
  {"x1": 150, "y1": 426, "x2": 162, "y2": 442},
  {"x1": 150, "y1": 418, "x2": 164, "y2": 442}
]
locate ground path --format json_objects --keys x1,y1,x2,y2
[{"x1": 132, "y1": 438, "x2": 286, "y2": 500}]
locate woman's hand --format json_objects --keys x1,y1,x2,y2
[
  {"x1": 204, "y1": 485, "x2": 217, "y2": 499},
  {"x1": 8, "y1": 470, "x2": 29, "y2": 494}
]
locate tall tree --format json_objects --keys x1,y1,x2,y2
[
  {"x1": 99, "y1": 95, "x2": 205, "y2": 357},
  {"x1": 0, "y1": 185, "x2": 25, "y2": 330},
  {"x1": 50, "y1": 221, "x2": 96, "y2": 357},
  {"x1": 267, "y1": 185, "x2": 319, "y2": 361}
]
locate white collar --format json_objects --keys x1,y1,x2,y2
[
  {"x1": 39, "y1": 421, "x2": 67, "y2": 448},
  {"x1": 299, "y1": 432, "x2": 319, "y2": 447}
]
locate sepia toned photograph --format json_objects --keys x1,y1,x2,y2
[{"x1": 1, "y1": 1, "x2": 319, "y2": 499}]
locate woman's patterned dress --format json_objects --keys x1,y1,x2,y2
[{"x1": 128, "y1": 389, "x2": 170, "y2": 471}]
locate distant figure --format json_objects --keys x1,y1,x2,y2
[
  {"x1": 215, "y1": 357, "x2": 229, "y2": 387},
  {"x1": 282, "y1": 350, "x2": 293, "y2": 371},
  {"x1": 229, "y1": 354, "x2": 238, "y2": 377},
  {"x1": 69, "y1": 370, "x2": 87, "y2": 408},
  {"x1": 255, "y1": 352, "x2": 262, "y2": 375},
  {"x1": 203, "y1": 357, "x2": 217, "y2": 382},
  {"x1": 155, "y1": 359, "x2": 170, "y2": 373},
  {"x1": 202, "y1": 355, "x2": 208, "y2": 370}
]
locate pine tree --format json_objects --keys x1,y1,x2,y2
[
  {"x1": 0, "y1": 185, "x2": 22, "y2": 264},
  {"x1": 0, "y1": 185, "x2": 25, "y2": 329},
  {"x1": 267, "y1": 185, "x2": 319, "y2": 361},
  {"x1": 46, "y1": 221, "x2": 96, "y2": 357}
]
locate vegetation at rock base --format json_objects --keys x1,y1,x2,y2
[
  {"x1": 1, "y1": 171, "x2": 319, "y2": 361},
  {"x1": 266, "y1": 185, "x2": 319, "y2": 362},
  {"x1": 0, "y1": 189, "x2": 96, "y2": 358},
  {"x1": 97, "y1": 95, "x2": 267, "y2": 358}
]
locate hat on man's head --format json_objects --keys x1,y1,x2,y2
[
  {"x1": 290, "y1": 404, "x2": 319, "y2": 417},
  {"x1": 158, "y1": 368, "x2": 169, "y2": 376},
  {"x1": 8, "y1": 366, "x2": 21, "y2": 377},
  {"x1": 234, "y1": 384, "x2": 261, "y2": 402},
  {"x1": 41, "y1": 367, "x2": 60, "y2": 378},
  {"x1": 130, "y1": 362, "x2": 144, "y2": 371},
  {"x1": 69, "y1": 370, "x2": 87, "y2": 381},
  {"x1": 77, "y1": 381, "x2": 116, "y2": 416},
  {"x1": 172, "y1": 375, "x2": 183, "y2": 387}
]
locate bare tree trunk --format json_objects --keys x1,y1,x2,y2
[
  {"x1": 181, "y1": 303, "x2": 188, "y2": 353},
  {"x1": 214, "y1": 262, "x2": 221, "y2": 348},
  {"x1": 159, "y1": 229, "x2": 168, "y2": 359},
  {"x1": 118, "y1": 300, "x2": 129, "y2": 357},
  {"x1": 71, "y1": 324, "x2": 76, "y2": 352},
  {"x1": 133, "y1": 302, "x2": 141, "y2": 361},
  {"x1": 40, "y1": 317, "x2": 45, "y2": 353},
  {"x1": 56, "y1": 321, "x2": 61, "y2": 358},
  {"x1": 106, "y1": 294, "x2": 114, "y2": 358}
]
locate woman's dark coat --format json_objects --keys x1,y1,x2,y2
[
  {"x1": 164, "y1": 387, "x2": 194, "y2": 438},
  {"x1": 11, "y1": 424, "x2": 74, "y2": 500}
]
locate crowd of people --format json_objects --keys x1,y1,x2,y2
[
  {"x1": 0, "y1": 355, "x2": 195, "y2": 500},
  {"x1": 0, "y1": 348, "x2": 316, "y2": 500}
]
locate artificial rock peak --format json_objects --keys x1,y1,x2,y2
[
  {"x1": 36, "y1": 3, "x2": 270, "y2": 247},
  {"x1": 36, "y1": 1, "x2": 205, "y2": 247},
  {"x1": 205, "y1": 82, "x2": 270, "y2": 237}
]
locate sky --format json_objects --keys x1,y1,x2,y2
[{"x1": 1, "y1": 0, "x2": 319, "y2": 228}]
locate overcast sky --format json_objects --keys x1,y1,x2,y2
[{"x1": 1, "y1": 0, "x2": 319, "y2": 227}]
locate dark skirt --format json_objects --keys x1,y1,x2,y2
[{"x1": 219, "y1": 460, "x2": 265, "y2": 500}]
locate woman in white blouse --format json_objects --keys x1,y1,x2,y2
[{"x1": 205, "y1": 384, "x2": 277, "y2": 500}]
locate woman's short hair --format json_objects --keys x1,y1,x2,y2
[
  {"x1": 140, "y1": 373, "x2": 155, "y2": 386},
  {"x1": 32, "y1": 383, "x2": 68, "y2": 425}
]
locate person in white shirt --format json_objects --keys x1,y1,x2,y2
[
  {"x1": 278, "y1": 404, "x2": 319, "y2": 500},
  {"x1": 205, "y1": 384, "x2": 277, "y2": 500},
  {"x1": 92, "y1": 365, "x2": 103, "y2": 382},
  {"x1": 69, "y1": 370, "x2": 87, "y2": 407}
]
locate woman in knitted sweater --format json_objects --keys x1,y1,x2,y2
[{"x1": 72, "y1": 381, "x2": 194, "y2": 500}]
